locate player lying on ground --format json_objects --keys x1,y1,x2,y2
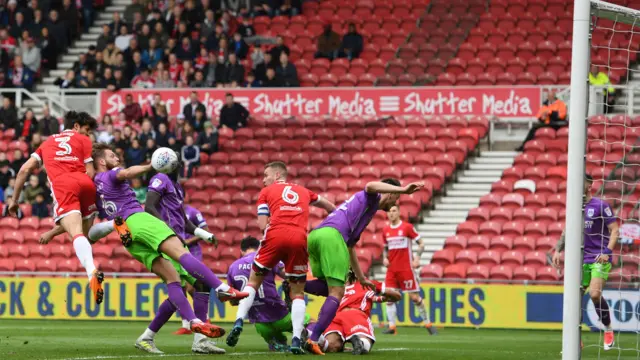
[
  {"x1": 226, "y1": 161, "x2": 336, "y2": 354},
  {"x1": 8, "y1": 111, "x2": 105, "y2": 304},
  {"x1": 174, "y1": 204, "x2": 212, "y2": 335},
  {"x1": 302, "y1": 178, "x2": 423, "y2": 355},
  {"x1": 228, "y1": 236, "x2": 313, "y2": 352},
  {"x1": 551, "y1": 174, "x2": 618, "y2": 350},
  {"x1": 382, "y1": 205, "x2": 436, "y2": 335},
  {"x1": 312, "y1": 270, "x2": 401, "y2": 355}
]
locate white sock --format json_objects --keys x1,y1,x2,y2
[
  {"x1": 416, "y1": 299, "x2": 430, "y2": 324},
  {"x1": 88, "y1": 220, "x2": 114, "y2": 242},
  {"x1": 320, "y1": 336, "x2": 328, "y2": 352},
  {"x1": 235, "y1": 286, "x2": 256, "y2": 320},
  {"x1": 291, "y1": 298, "x2": 306, "y2": 339},
  {"x1": 182, "y1": 319, "x2": 190, "y2": 329},
  {"x1": 73, "y1": 235, "x2": 96, "y2": 279},
  {"x1": 194, "y1": 332, "x2": 207, "y2": 343},
  {"x1": 141, "y1": 328, "x2": 156, "y2": 340},
  {"x1": 361, "y1": 338, "x2": 371, "y2": 353},
  {"x1": 216, "y1": 283, "x2": 230, "y2": 292},
  {"x1": 386, "y1": 302, "x2": 397, "y2": 327}
]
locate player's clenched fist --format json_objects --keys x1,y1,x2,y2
[{"x1": 402, "y1": 182, "x2": 425, "y2": 194}]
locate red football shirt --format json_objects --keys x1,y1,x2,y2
[
  {"x1": 339, "y1": 281, "x2": 385, "y2": 317},
  {"x1": 31, "y1": 130, "x2": 93, "y2": 181},
  {"x1": 382, "y1": 221, "x2": 421, "y2": 271},
  {"x1": 257, "y1": 181, "x2": 318, "y2": 232}
]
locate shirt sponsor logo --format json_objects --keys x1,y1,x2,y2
[
  {"x1": 604, "y1": 207, "x2": 612, "y2": 217},
  {"x1": 151, "y1": 179, "x2": 162, "y2": 188},
  {"x1": 279, "y1": 205, "x2": 302, "y2": 212},
  {"x1": 350, "y1": 324, "x2": 370, "y2": 333}
]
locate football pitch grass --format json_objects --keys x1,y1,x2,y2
[{"x1": 1, "y1": 320, "x2": 639, "y2": 360}]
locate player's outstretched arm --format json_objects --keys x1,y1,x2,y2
[
  {"x1": 381, "y1": 288, "x2": 402, "y2": 303},
  {"x1": 348, "y1": 247, "x2": 375, "y2": 290},
  {"x1": 144, "y1": 191, "x2": 163, "y2": 220},
  {"x1": 115, "y1": 164, "x2": 153, "y2": 181},
  {"x1": 365, "y1": 181, "x2": 424, "y2": 195},
  {"x1": 312, "y1": 197, "x2": 336, "y2": 213},
  {"x1": 40, "y1": 225, "x2": 67, "y2": 244},
  {"x1": 7, "y1": 157, "x2": 39, "y2": 215}
]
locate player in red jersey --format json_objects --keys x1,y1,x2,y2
[
  {"x1": 7, "y1": 111, "x2": 105, "y2": 304},
  {"x1": 226, "y1": 161, "x2": 336, "y2": 354},
  {"x1": 381, "y1": 205, "x2": 436, "y2": 335},
  {"x1": 316, "y1": 270, "x2": 401, "y2": 355}
]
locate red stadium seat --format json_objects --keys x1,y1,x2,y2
[
  {"x1": 490, "y1": 235, "x2": 513, "y2": 253},
  {"x1": 443, "y1": 264, "x2": 468, "y2": 280},
  {"x1": 467, "y1": 235, "x2": 490, "y2": 252},
  {"x1": 490, "y1": 265, "x2": 513, "y2": 280},
  {"x1": 478, "y1": 250, "x2": 501, "y2": 266},
  {"x1": 420, "y1": 264, "x2": 443, "y2": 279},
  {"x1": 444, "y1": 235, "x2": 468, "y2": 251},
  {"x1": 524, "y1": 251, "x2": 548, "y2": 268},
  {"x1": 467, "y1": 265, "x2": 489, "y2": 280},
  {"x1": 431, "y1": 249, "x2": 455, "y2": 267},
  {"x1": 513, "y1": 236, "x2": 537, "y2": 252},
  {"x1": 537, "y1": 266, "x2": 560, "y2": 281},
  {"x1": 513, "y1": 266, "x2": 536, "y2": 281},
  {"x1": 501, "y1": 250, "x2": 525, "y2": 268}
]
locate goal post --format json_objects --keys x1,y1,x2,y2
[
  {"x1": 563, "y1": 0, "x2": 590, "y2": 358},
  {"x1": 564, "y1": 1, "x2": 640, "y2": 359}
]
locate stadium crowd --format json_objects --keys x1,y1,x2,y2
[
  {"x1": 0, "y1": 90, "x2": 248, "y2": 219},
  {"x1": 0, "y1": 0, "x2": 98, "y2": 89}
]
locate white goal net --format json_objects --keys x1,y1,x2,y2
[{"x1": 564, "y1": 0, "x2": 640, "y2": 359}]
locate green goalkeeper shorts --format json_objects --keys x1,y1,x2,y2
[
  {"x1": 125, "y1": 212, "x2": 196, "y2": 286},
  {"x1": 581, "y1": 262, "x2": 612, "y2": 288},
  {"x1": 308, "y1": 227, "x2": 350, "y2": 287},
  {"x1": 254, "y1": 312, "x2": 312, "y2": 343}
]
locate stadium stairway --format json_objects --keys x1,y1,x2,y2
[
  {"x1": 372, "y1": 150, "x2": 515, "y2": 281},
  {"x1": 415, "y1": 151, "x2": 516, "y2": 264},
  {"x1": 21, "y1": 0, "x2": 128, "y2": 116}
]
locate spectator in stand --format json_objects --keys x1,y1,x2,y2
[
  {"x1": 115, "y1": 24, "x2": 133, "y2": 51},
  {"x1": 156, "y1": 122, "x2": 173, "y2": 148},
  {"x1": 182, "y1": 121, "x2": 196, "y2": 139},
  {"x1": 56, "y1": 69, "x2": 76, "y2": 88},
  {"x1": 192, "y1": 107, "x2": 207, "y2": 133},
  {"x1": 60, "y1": 0, "x2": 78, "y2": 42},
  {"x1": 254, "y1": 51, "x2": 271, "y2": 83},
  {"x1": 276, "y1": 52, "x2": 298, "y2": 87},
  {"x1": 176, "y1": 36, "x2": 196, "y2": 61},
  {"x1": 145, "y1": 138, "x2": 157, "y2": 161},
  {"x1": 223, "y1": 53, "x2": 245, "y2": 85},
  {"x1": 124, "y1": 0, "x2": 145, "y2": 23},
  {"x1": 270, "y1": 35, "x2": 290, "y2": 60},
  {"x1": 197, "y1": 121, "x2": 218, "y2": 154},
  {"x1": 17, "y1": 108, "x2": 37, "y2": 141},
  {"x1": 190, "y1": 70, "x2": 207, "y2": 88},
  {"x1": 72, "y1": 53, "x2": 90, "y2": 75},
  {"x1": 183, "y1": 91, "x2": 206, "y2": 123},
  {"x1": 201, "y1": 10, "x2": 216, "y2": 39},
  {"x1": 139, "y1": 118, "x2": 156, "y2": 144},
  {"x1": 516, "y1": 91, "x2": 568, "y2": 151},
  {"x1": 37, "y1": 26, "x2": 56, "y2": 69},
  {"x1": 204, "y1": 53, "x2": 225, "y2": 87},
  {"x1": 340, "y1": 23, "x2": 363, "y2": 60},
  {"x1": 112, "y1": 129, "x2": 127, "y2": 150},
  {"x1": 152, "y1": 102, "x2": 168, "y2": 129},
  {"x1": 0, "y1": 27, "x2": 17, "y2": 56},
  {"x1": 128, "y1": 50, "x2": 146, "y2": 78},
  {"x1": 131, "y1": 178, "x2": 147, "y2": 204},
  {"x1": 231, "y1": 32, "x2": 249, "y2": 60},
  {"x1": 29, "y1": 133, "x2": 43, "y2": 153},
  {"x1": 125, "y1": 138, "x2": 146, "y2": 167},
  {"x1": 38, "y1": 104, "x2": 59, "y2": 135},
  {"x1": 3, "y1": 0, "x2": 19, "y2": 28},
  {"x1": 131, "y1": 67, "x2": 155, "y2": 88},
  {"x1": 252, "y1": 1, "x2": 272, "y2": 17},
  {"x1": 24, "y1": 174, "x2": 45, "y2": 205},
  {"x1": 195, "y1": 47, "x2": 209, "y2": 70},
  {"x1": 30, "y1": 8, "x2": 46, "y2": 36},
  {"x1": 589, "y1": 65, "x2": 616, "y2": 114},
  {"x1": 32, "y1": 193, "x2": 49, "y2": 218},
  {"x1": 10, "y1": 12, "x2": 27, "y2": 39},
  {"x1": 137, "y1": 23, "x2": 151, "y2": 50},
  {"x1": 122, "y1": 93, "x2": 143, "y2": 123},
  {"x1": 0, "y1": 97, "x2": 18, "y2": 130},
  {"x1": 103, "y1": 39, "x2": 120, "y2": 65},
  {"x1": 4, "y1": 178, "x2": 18, "y2": 203},
  {"x1": 155, "y1": 69, "x2": 175, "y2": 88},
  {"x1": 251, "y1": 46, "x2": 265, "y2": 69},
  {"x1": 9, "y1": 55, "x2": 35, "y2": 90},
  {"x1": 112, "y1": 68, "x2": 129, "y2": 89},
  {"x1": 178, "y1": 60, "x2": 195, "y2": 84},
  {"x1": 245, "y1": 72, "x2": 260, "y2": 87},
  {"x1": 152, "y1": 22, "x2": 169, "y2": 47},
  {"x1": 219, "y1": 92, "x2": 249, "y2": 131},
  {"x1": 316, "y1": 23, "x2": 341, "y2": 60},
  {"x1": 181, "y1": 135, "x2": 199, "y2": 177},
  {"x1": 0, "y1": 160, "x2": 15, "y2": 190},
  {"x1": 85, "y1": 69, "x2": 100, "y2": 87},
  {"x1": 11, "y1": 149, "x2": 26, "y2": 174},
  {"x1": 142, "y1": 37, "x2": 163, "y2": 68},
  {"x1": 81, "y1": 0, "x2": 94, "y2": 32},
  {"x1": 97, "y1": 25, "x2": 111, "y2": 51},
  {"x1": 278, "y1": 0, "x2": 301, "y2": 16},
  {"x1": 109, "y1": 12, "x2": 124, "y2": 37},
  {"x1": 237, "y1": 16, "x2": 256, "y2": 40},
  {"x1": 215, "y1": 37, "x2": 230, "y2": 64},
  {"x1": 46, "y1": 10, "x2": 69, "y2": 50},
  {"x1": 97, "y1": 124, "x2": 114, "y2": 143},
  {"x1": 263, "y1": 67, "x2": 282, "y2": 87},
  {"x1": 102, "y1": 67, "x2": 116, "y2": 89}
]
